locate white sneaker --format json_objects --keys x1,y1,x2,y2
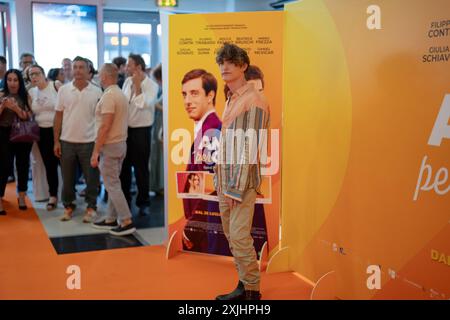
[{"x1": 83, "y1": 208, "x2": 97, "y2": 223}]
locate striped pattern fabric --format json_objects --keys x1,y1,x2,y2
[{"x1": 214, "y1": 84, "x2": 270, "y2": 202}]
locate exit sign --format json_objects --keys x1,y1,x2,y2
[{"x1": 156, "y1": 0, "x2": 178, "y2": 7}]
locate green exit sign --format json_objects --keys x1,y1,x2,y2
[{"x1": 156, "y1": 0, "x2": 178, "y2": 7}]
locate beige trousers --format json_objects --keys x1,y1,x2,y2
[{"x1": 218, "y1": 189, "x2": 260, "y2": 291}]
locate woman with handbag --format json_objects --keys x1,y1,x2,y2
[
  {"x1": 0, "y1": 69, "x2": 34, "y2": 215},
  {"x1": 28, "y1": 65, "x2": 61, "y2": 210}
]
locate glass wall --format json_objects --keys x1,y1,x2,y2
[
  {"x1": 104, "y1": 22, "x2": 152, "y2": 66},
  {"x1": 0, "y1": 3, "x2": 13, "y2": 67},
  {"x1": 103, "y1": 10, "x2": 160, "y2": 67}
]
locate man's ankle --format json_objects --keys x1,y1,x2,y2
[{"x1": 121, "y1": 219, "x2": 132, "y2": 227}]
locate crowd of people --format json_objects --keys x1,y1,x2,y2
[{"x1": 0, "y1": 52, "x2": 163, "y2": 236}]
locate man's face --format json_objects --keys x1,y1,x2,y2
[
  {"x1": 62, "y1": 59, "x2": 72, "y2": 72},
  {"x1": 182, "y1": 77, "x2": 213, "y2": 121},
  {"x1": 20, "y1": 55, "x2": 34, "y2": 70},
  {"x1": 73, "y1": 60, "x2": 88, "y2": 81},
  {"x1": 219, "y1": 60, "x2": 247, "y2": 84},
  {"x1": 126, "y1": 58, "x2": 138, "y2": 76}
]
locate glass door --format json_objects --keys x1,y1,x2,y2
[
  {"x1": 103, "y1": 10, "x2": 160, "y2": 67},
  {"x1": 104, "y1": 22, "x2": 152, "y2": 67},
  {"x1": 0, "y1": 2, "x2": 12, "y2": 66}
]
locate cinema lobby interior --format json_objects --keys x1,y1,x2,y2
[{"x1": 0, "y1": 0, "x2": 448, "y2": 304}]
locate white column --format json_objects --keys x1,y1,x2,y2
[{"x1": 225, "y1": 0, "x2": 236, "y2": 12}]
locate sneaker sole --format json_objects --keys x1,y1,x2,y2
[
  {"x1": 109, "y1": 227, "x2": 136, "y2": 236},
  {"x1": 91, "y1": 224, "x2": 117, "y2": 230}
]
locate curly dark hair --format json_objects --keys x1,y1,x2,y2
[{"x1": 215, "y1": 43, "x2": 250, "y2": 70}]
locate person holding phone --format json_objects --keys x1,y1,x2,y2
[{"x1": 0, "y1": 69, "x2": 33, "y2": 214}]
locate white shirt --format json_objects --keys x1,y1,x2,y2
[
  {"x1": 29, "y1": 81, "x2": 58, "y2": 128},
  {"x1": 122, "y1": 76, "x2": 159, "y2": 128},
  {"x1": 194, "y1": 110, "x2": 216, "y2": 139},
  {"x1": 55, "y1": 81, "x2": 103, "y2": 143}
]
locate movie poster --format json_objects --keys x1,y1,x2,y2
[{"x1": 164, "y1": 11, "x2": 283, "y2": 257}]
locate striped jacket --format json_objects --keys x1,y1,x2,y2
[{"x1": 214, "y1": 83, "x2": 270, "y2": 202}]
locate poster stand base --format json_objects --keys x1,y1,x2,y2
[
  {"x1": 166, "y1": 232, "x2": 271, "y2": 269},
  {"x1": 166, "y1": 230, "x2": 182, "y2": 259},
  {"x1": 266, "y1": 246, "x2": 291, "y2": 274},
  {"x1": 258, "y1": 241, "x2": 268, "y2": 272},
  {"x1": 310, "y1": 270, "x2": 337, "y2": 300}
]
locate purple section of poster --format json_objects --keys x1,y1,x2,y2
[{"x1": 182, "y1": 199, "x2": 268, "y2": 257}]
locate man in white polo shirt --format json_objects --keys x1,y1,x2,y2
[
  {"x1": 120, "y1": 53, "x2": 159, "y2": 216},
  {"x1": 53, "y1": 56, "x2": 103, "y2": 222},
  {"x1": 90, "y1": 63, "x2": 136, "y2": 236}
]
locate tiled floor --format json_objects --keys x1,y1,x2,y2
[{"x1": 31, "y1": 184, "x2": 166, "y2": 254}]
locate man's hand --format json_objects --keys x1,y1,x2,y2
[
  {"x1": 54, "y1": 141, "x2": 62, "y2": 158},
  {"x1": 132, "y1": 71, "x2": 145, "y2": 95},
  {"x1": 225, "y1": 196, "x2": 240, "y2": 210},
  {"x1": 90, "y1": 151, "x2": 99, "y2": 168}
]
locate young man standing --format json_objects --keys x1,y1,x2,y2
[
  {"x1": 214, "y1": 43, "x2": 270, "y2": 300},
  {"x1": 91, "y1": 63, "x2": 135, "y2": 236},
  {"x1": 120, "y1": 54, "x2": 159, "y2": 216},
  {"x1": 54, "y1": 56, "x2": 102, "y2": 222}
]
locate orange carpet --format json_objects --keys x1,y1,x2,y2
[{"x1": 0, "y1": 184, "x2": 312, "y2": 300}]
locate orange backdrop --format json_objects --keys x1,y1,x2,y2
[{"x1": 282, "y1": 0, "x2": 449, "y2": 299}]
